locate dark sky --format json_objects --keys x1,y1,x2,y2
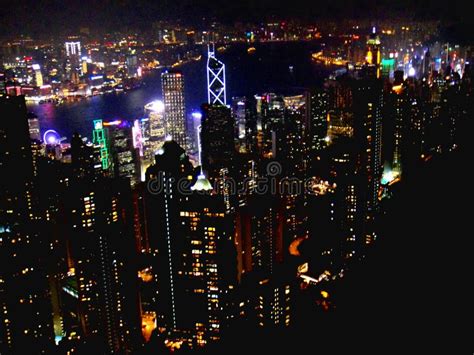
[{"x1": 0, "y1": 0, "x2": 471, "y2": 37}]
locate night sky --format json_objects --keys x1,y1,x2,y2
[{"x1": 0, "y1": 0, "x2": 471, "y2": 37}]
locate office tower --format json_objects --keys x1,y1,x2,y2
[
  {"x1": 366, "y1": 28, "x2": 381, "y2": 78},
  {"x1": 81, "y1": 58, "x2": 88, "y2": 75},
  {"x1": 161, "y1": 70, "x2": 187, "y2": 149},
  {"x1": 104, "y1": 120, "x2": 141, "y2": 187},
  {"x1": 92, "y1": 120, "x2": 110, "y2": 171},
  {"x1": 207, "y1": 45, "x2": 227, "y2": 105},
  {"x1": 143, "y1": 100, "x2": 166, "y2": 169},
  {"x1": 200, "y1": 103, "x2": 235, "y2": 175},
  {"x1": 282, "y1": 96, "x2": 307, "y2": 176},
  {"x1": 232, "y1": 97, "x2": 248, "y2": 152},
  {"x1": 0, "y1": 96, "x2": 54, "y2": 353},
  {"x1": 64, "y1": 177, "x2": 141, "y2": 353},
  {"x1": 126, "y1": 52, "x2": 139, "y2": 77},
  {"x1": 71, "y1": 133, "x2": 102, "y2": 180},
  {"x1": 28, "y1": 114, "x2": 41, "y2": 141},
  {"x1": 257, "y1": 93, "x2": 285, "y2": 158},
  {"x1": 32, "y1": 64, "x2": 43, "y2": 87},
  {"x1": 65, "y1": 41, "x2": 81, "y2": 58},
  {"x1": 381, "y1": 58, "x2": 396, "y2": 78},
  {"x1": 306, "y1": 89, "x2": 329, "y2": 155},
  {"x1": 145, "y1": 141, "x2": 237, "y2": 348},
  {"x1": 65, "y1": 41, "x2": 81, "y2": 77}
]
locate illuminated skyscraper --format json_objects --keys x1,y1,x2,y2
[
  {"x1": 161, "y1": 70, "x2": 187, "y2": 149},
  {"x1": 232, "y1": 97, "x2": 246, "y2": 136},
  {"x1": 366, "y1": 28, "x2": 381, "y2": 78},
  {"x1": 207, "y1": 45, "x2": 227, "y2": 106},
  {"x1": 306, "y1": 89, "x2": 329, "y2": 154},
  {"x1": 353, "y1": 78, "x2": 383, "y2": 230},
  {"x1": 27, "y1": 115, "x2": 41, "y2": 141},
  {"x1": 64, "y1": 177, "x2": 141, "y2": 353},
  {"x1": 103, "y1": 120, "x2": 141, "y2": 187},
  {"x1": 145, "y1": 141, "x2": 237, "y2": 348},
  {"x1": 143, "y1": 100, "x2": 166, "y2": 169},
  {"x1": 327, "y1": 137, "x2": 363, "y2": 259},
  {"x1": 92, "y1": 120, "x2": 110, "y2": 171},
  {"x1": 31, "y1": 64, "x2": 43, "y2": 87},
  {"x1": 65, "y1": 41, "x2": 81, "y2": 57}
]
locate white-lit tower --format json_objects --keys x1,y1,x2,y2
[{"x1": 207, "y1": 44, "x2": 227, "y2": 106}]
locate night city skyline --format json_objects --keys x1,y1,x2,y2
[{"x1": 1, "y1": 1, "x2": 473, "y2": 354}]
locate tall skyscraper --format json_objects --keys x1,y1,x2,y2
[
  {"x1": 64, "y1": 177, "x2": 141, "y2": 353},
  {"x1": 27, "y1": 114, "x2": 41, "y2": 141},
  {"x1": 352, "y1": 78, "x2": 383, "y2": 231},
  {"x1": 92, "y1": 120, "x2": 110, "y2": 171},
  {"x1": 306, "y1": 89, "x2": 329, "y2": 154},
  {"x1": 65, "y1": 41, "x2": 81, "y2": 57},
  {"x1": 161, "y1": 70, "x2": 187, "y2": 149},
  {"x1": 231, "y1": 99, "x2": 246, "y2": 135},
  {"x1": 145, "y1": 141, "x2": 237, "y2": 348},
  {"x1": 0, "y1": 96, "x2": 54, "y2": 353},
  {"x1": 327, "y1": 74, "x2": 383, "y2": 250},
  {"x1": 71, "y1": 133, "x2": 103, "y2": 180},
  {"x1": 236, "y1": 195, "x2": 284, "y2": 276},
  {"x1": 366, "y1": 28, "x2": 381, "y2": 78},
  {"x1": 200, "y1": 104, "x2": 235, "y2": 175},
  {"x1": 207, "y1": 45, "x2": 227, "y2": 106},
  {"x1": 143, "y1": 100, "x2": 166, "y2": 169},
  {"x1": 104, "y1": 120, "x2": 141, "y2": 187}
]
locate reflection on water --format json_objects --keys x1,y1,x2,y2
[{"x1": 29, "y1": 41, "x2": 327, "y2": 140}]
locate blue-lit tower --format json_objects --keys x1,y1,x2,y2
[{"x1": 207, "y1": 45, "x2": 227, "y2": 106}]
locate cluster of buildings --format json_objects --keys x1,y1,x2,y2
[
  {"x1": 1, "y1": 24, "x2": 473, "y2": 354},
  {"x1": 0, "y1": 32, "x2": 203, "y2": 103}
]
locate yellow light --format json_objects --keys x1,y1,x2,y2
[
  {"x1": 366, "y1": 50, "x2": 373, "y2": 64},
  {"x1": 321, "y1": 291, "x2": 329, "y2": 299}
]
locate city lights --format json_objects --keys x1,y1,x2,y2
[
  {"x1": 0, "y1": 6, "x2": 471, "y2": 353},
  {"x1": 42, "y1": 129, "x2": 60, "y2": 145}
]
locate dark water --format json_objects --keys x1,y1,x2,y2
[{"x1": 29, "y1": 41, "x2": 328, "y2": 140}]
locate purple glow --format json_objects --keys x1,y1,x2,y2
[
  {"x1": 43, "y1": 129, "x2": 60, "y2": 145},
  {"x1": 192, "y1": 112, "x2": 202, "y2": 120},
  {"x1": 132, "y1": 119, "x2": 144, "y2": 157}
]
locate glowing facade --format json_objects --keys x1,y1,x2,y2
[
  {"x1": 161, "y1": 71, "x2": 187, "y2": 149},
  {"x1": 143, "y1": 100, "x2": 167, "y2": 169},
  {"x1": 92, "y1": 120, "x2": 110, "y2": 170},
  {"x1": 144, "y1": 141, "x2": 236, "y2": 348},
  {"x1": 65, "y1": 41, "x2": 81, "y2": 57},
  {"x1": 366, "y1": 28, "x2": 381, "y2": 78},
  {"x1": 207, "y1": 45, "x2": 227, "y2": 106}
]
